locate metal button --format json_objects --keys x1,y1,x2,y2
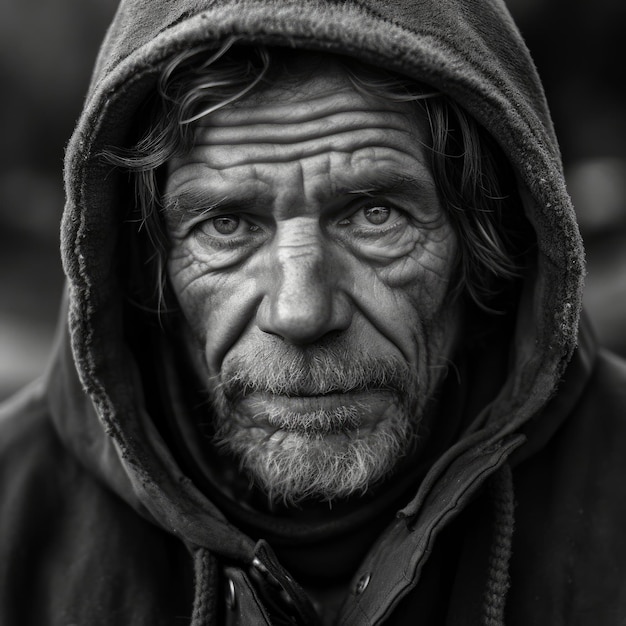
[
  {"x1": 226, "y1": 577, "x2": 237, "y2": 610},
  {"x1": 354, "y1": 572, "x2": 371, "y2": 595}
]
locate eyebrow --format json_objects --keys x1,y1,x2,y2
[
  {"x1": 162, "y1": 188, "x2": 231, "y2": 222},
  {"x1": 162, "y1": 168, "x2": 437, "y2": 220},
  {"x1": 339, "y1": 168, "x2": 437, "y2": 200}
]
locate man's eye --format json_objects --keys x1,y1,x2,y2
[
  {"x1": 363, "y1": 206, "x2": 390, "y2": 225},
  {"x1": 212, "y1": 215, "x2": 241, "y2": 235},
  {"x1": 339, "y1": 205, "x2": 401, "y2": 228},
  {"x1": 198, "y1": 214, "x2": 259, "y2": 237}
]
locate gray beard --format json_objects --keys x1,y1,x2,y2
[{"x1": 205, "y1": 345, "x2": 430, "y2": 506}]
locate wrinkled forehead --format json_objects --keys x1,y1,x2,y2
[
  {"x1": 193, "y1": 48, "x2": 432, "y2": 139},
  {"x1": 168, "y1": 50, "x2": 433, "y2": 184}
]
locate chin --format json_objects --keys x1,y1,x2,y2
[{"x1": 213, "y1": 402, "x2": 416, "y2": 506}]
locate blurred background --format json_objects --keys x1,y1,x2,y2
[{"x1": 0, "y1": 0, "x2": 625, "y2": 399}]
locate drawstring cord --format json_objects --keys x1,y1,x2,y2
[
  {"x1": 482, "y1": 464, "x2": 515, "y2": 626},
  {"x1": 191, "y1": 547, "x2": 219, "y2": 626}
]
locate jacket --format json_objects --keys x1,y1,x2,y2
[{"x1": 2, "y1": 0, "x2": 626, "y2": 624}]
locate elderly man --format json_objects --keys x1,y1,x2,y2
[{"x1": 2, "y1": 0, "x2": 626, "y2": 624}]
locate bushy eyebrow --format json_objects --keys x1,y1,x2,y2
[
  {"x1": 162, "y1": 167, "x2": 437, "y2": 221},
  {"x1": 337, "y1": 169, "x2": 437, "y2": 202},
  {"x1": 162, "y1": 188, "x2": 229, "y2": 222}
]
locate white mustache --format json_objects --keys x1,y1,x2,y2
[{"x1": 216, "y1": 346, "x2": 415, "y2": 400}]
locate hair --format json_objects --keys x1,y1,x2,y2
[{"x1": 104, "y1": 38, "x2": 532, "y2": 316}]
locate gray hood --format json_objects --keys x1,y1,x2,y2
[{"x1": 54, "y1": 0, "x2": 585, "y2": 587}]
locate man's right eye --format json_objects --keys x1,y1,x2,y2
[
  {"x1": 211, "y1": 215, "x2": 241, "y2": 235},
  {"x1": 198, "y1": 214, "x2": 260, "y2": 238}
]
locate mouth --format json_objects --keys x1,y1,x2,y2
[{"x1": 234, "y1": 390, "x2": 398, "y2": 435}]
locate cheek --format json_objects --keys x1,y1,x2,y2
[
  {"x1": 350, "y1": 224, "x2": 459, "y2": 366},
  {"x1": 372, "y1": 224, "x2": 458, "y2": 316},
  {"x1": 167, "y1": 244, "x2": 260, "y2": 375}
]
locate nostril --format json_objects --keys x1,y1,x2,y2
[
  {"x1": 267, "y1": 295, "x2": 333, "y2": 343},
  {"x1": 257, "y1": 290, "x2": 352, "y2": 344}
]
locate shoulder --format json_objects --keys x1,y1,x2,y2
[
  {"x1": 0, "y1": 379, "x2": 68, "y2": 483},
  {"x1": 556, "y1": 348, "x2": 626, "y2": 462},
  {"x1": 0, "y1": 379, "x2": 84, "y2": 548},
  {"x1": 507, "y1": 348, "x2": 626, "y2": 624},
  {"x1": 0, "y1": 381, "x2": 192, "y2": 625},
  {"x1": 580, "y1": 348, "x2": 626, "y2": 409}
]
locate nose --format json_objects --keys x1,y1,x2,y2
[{"x1": 257, "y1": 217, "x2": 352, "y2": 344}]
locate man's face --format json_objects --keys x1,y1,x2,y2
[{"x1": 164, "y1": 58, "x2": 460, "y2": 505}]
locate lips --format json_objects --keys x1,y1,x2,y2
[{"x1": 235, "y1": 390, "x2": 398, "y2": 434}]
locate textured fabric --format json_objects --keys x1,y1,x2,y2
[{"x1": 1, "y1": 0, "x2": 625, "y2": 624}]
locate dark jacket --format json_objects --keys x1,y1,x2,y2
[{"x1": 1, "y1": 0, "x2": 625, "y2": 624}]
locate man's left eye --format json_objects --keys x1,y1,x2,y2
[
  {"x1": 363, "y1": 206, "x2": 391, "y2": 225},
  {"x1": 339, "y1": 205, "x2": 401, "y2": 228}
]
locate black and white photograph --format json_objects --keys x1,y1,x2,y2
[{"x1": 1, "y1": 0, "x2": 625, "y2": 624}]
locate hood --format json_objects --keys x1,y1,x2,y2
[{"x1": 52, "y1": 0, "x2": 587, "y2": 610}]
